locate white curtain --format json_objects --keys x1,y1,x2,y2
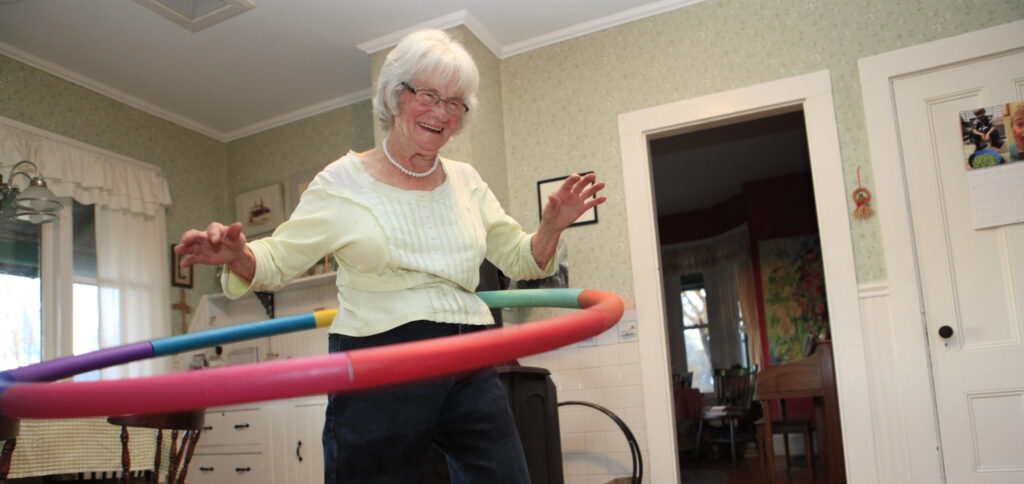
[
  {"x1": 95, "y1": 207, "x2": 170, "y2": 378},
  {"x1": 662, "y1": 225, "x2": 758, "y2": 370},
  {"x1": 736, "y1": 256, "x2": 762, "y2": 368},
  {"x1": 1, "y1": 117, "x2": 173, "y2": 378},
  {"x1": 704, "y1": 263, "x2": 744, "y2": 369}
]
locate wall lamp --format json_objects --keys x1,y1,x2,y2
[{"x1": 0, "y1": 160, "x2": 63, "y2": 224}]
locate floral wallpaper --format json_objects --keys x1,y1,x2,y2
[
  {"x1": 0, "y1": 53, "x2": 226, "y2": 332},
  {"x1": 499, "y1": 0, "x2": 1024, "y2": 311},
  {"x1": 225, "y1": 100, "x2": 375, "y2": 215},
  {"x1": 3, "y1": 0, "x2": 1021, "y2": 335}
]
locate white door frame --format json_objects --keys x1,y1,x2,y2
[
  {"x1": 859, "y1": 19, "x2": 1024, "y2": 484},
  {"x1": 618, "y1": 70, "x2": 871, "y2": 483}
]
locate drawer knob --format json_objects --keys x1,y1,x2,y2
[
  {"x1": 234, "y1": 423, "x2": 250, "y2": 429},
  {"x1": 202, "y1": 425, "x2": 213, "y2": 431},
  {"x1": 235, "y1": 467, "x2": 252, "y2": 473},
  {"x1": 199, "y1": 466, "x2": 214, "y2": 472}
]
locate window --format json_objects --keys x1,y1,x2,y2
[
  {"x1": 681, "y1": 274, "x2": 713, "y2": 393},
  {"x1": 0, "y1": 214, "x2": 42, "y2": 369},
  {"x1": 0, "y1": 200, "x2": 98, "y2": 375}
]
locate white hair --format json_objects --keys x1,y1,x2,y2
[{"x1": 373, "y1": 29, "x2": 479, "y2": 134}]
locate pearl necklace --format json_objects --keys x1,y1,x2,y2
[{"x1": 382, "y1": 138, "x2": 439, "y2": 178}]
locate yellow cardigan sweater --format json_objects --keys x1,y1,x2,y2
[{"x1": 222, "y1": 152, "x2": 558, "y2": 336}]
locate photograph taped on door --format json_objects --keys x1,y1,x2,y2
[{"x1": 960, "y1": 100, "x2": 1024, "y2": 230}]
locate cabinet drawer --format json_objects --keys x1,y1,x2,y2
[
  {"x1": 200, "y1": 408, "x2": 264, "y2": 447},
  {"x1": 189, "y1": 453, "x2": 264, "y2": 484}
]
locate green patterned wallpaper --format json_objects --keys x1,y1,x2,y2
[
  {"x1": 0, "y1": 53, "x2": 227, "y2": 332},
  {"x1": 500, "y1": 0, "x2": 1024, "y2": 311},
  {"x1": 225, "y1": 100, "x2": 375, "y2": 217},
  {"x1": 3, "y1": 0, "x2": 1021, "y2": 332}
]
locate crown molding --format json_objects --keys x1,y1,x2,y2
[
  {"x1": 4, "y1": 1, "x2": 706, "y2": 143},
  {"x1": 0, "y1": 40, "x2": 228, "y2": 141},
  {"x1": 223, "y1": 88, "x2": 373, "y2": 141},
  {"x1": 501, "y1": 0, "x2": 704, "y2": 57},
  {"x1": 356, "y1": 10, "x2": 503, "y2": 60},
  {"x1": 459, "y1": 10, "x2": 503, "y2": 58},
  {"x1": 360, "y1": 10, "x2": 465, "y2": 54}
]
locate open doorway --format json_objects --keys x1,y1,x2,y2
[
  {"x1": 652, "y1": 111, "x2": 825, "y2": 482},
  {"x1": 618, "y1": 71, "x2": 868, "y2": 483}
]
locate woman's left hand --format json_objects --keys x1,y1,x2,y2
[{"x1": 540, "y1": 172, "x2": 607, "y2": 232}]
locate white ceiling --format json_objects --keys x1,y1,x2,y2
[{"x1": 0, "y1": 0, "x2": 701, "y2": 141}]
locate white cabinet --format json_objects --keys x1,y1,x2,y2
[
  {"x1": 182, "y1": 273, "x2": 335, "y2": 483},
  {"x1": 187, "y1": 399, "x2": 327, "y2": 484},
  {"x1": 188, "y1": 406, "x2": 267, "y2": 484},
  {"x1": 190, "y1": 453, "x2": 264, "y2": 484},
  {"x1": 269, "y1": 398, "x2": 328, "y2": 484}
]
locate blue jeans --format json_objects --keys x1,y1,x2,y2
[{"x1": 323, "y1": 321, "x2": 531, "y2": 484}]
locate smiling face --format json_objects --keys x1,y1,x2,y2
[
  {"x1": 390, "y1": 77, "x2": 464, "y2": 156},
  {"x1": 1012, "y1": 113, "x2": 1024, "y2": 148}
]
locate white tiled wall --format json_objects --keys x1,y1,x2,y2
[{"x1": 519, "y1": 311, "x2": 649, "y2": 484}]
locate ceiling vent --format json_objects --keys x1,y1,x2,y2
[{"x1": 134, "y1": 0, "x2": 254, "y2": 32}]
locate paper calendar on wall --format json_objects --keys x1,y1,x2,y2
[{"x1": 961, "y1": 100, "x2": 1024, "y2": 229}]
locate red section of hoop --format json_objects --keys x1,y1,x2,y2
[{"x1": 1, "y1": 290, "x2": 623, "y2": 419}]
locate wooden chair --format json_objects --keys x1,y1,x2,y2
[
  {"x1": 695, "y1": 367, "x2": 758, "y2": 463},
  {"x1": 0, "y1": 417, "x2": 18, "y2": 481},
  {"x1": 107, "y1": 410, "x2": 205, "y2": 484},
  {"x1": 755, "y1": 400, "x2": 814, "y2": 478}
]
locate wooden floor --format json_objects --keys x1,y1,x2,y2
[{"x1": 681, "y1": 444, "x2": 816, "y2": 484}]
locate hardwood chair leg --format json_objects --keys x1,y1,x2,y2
[
  {"x1": 755, "y1": 424, "x2": 767, "y2": 483},
  {"x1": 152, "y1": 429, "x2": 163, "y2": 484},
  {"x1": 695, "y1": 419, "x2": 704, "y2": 458},
  {"x1": 175, "y1": 430, "x2": 201, "y2": 484},
  {"x1": 166, "y1": 430, "x2": 180, "y2": 484},
  {"x1": 783, "y1": 432, "x2": 792, "y2": 474},
  {"x1": 119, "y1": 426, "x2": 131, "y2": 484},
  {"x1": 729, "y1": 418, "x2": 737, "y2": 464},
  {"x1": 0, "y1": 438, "x2": 17, "y2": 480},
  {"x1": 804, "y1": 428, "x2": 815, "y2": 478}
]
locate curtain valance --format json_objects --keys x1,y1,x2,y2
[{"x1": 0, "y1": 118, "x2": 172, "y2": 216}]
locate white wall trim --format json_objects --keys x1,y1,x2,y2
[
  {"x1": 0, "y1": 40, "x2": 228, "y2": 142},
  {"x1": 222, "y1": 88, "x2": 372, "y2": 141},
  {"x1": 858, "y1": 19, "x2": 1024, "y2": 484},
  {"x1": 356, "y1": 9, "x2": 503, "y2": 57},
  {"x1": 501, "y1": 0, "x2": 705, "y2": 58},
  {"x1": 4, "y1": 3, "x2": 708, "y2": 143},
  {"x1": 618, "y1": 70, "x2": 874, "y2": 484},
  {"x1": 858, "y1": 281, "x2": 891, "y2": 299}
]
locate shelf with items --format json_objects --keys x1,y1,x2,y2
[{"x1": 181, "y1": 269, "x2": 338, "y2": 369}]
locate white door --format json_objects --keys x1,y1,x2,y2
[{"x1": 892, "y1": 49, "x2": 1024, "y2": 483}]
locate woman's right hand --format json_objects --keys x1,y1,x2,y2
[{"x1": 174, "y1": 222, "x2": 256, "y2": 281}]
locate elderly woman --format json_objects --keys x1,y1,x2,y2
[{"x1": 175, "y1": 29, "x2": 605, "y2": 483}]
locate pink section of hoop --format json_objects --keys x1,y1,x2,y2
[
  {"x1": 1, "y1": 290, "x2": 624, "y2": 419},
  {"x1": 2, "y1": 353, "x2": 353, "y2": 418}
]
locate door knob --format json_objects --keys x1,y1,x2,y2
[{"x1": 938, "y1": 325, "x2": 954, "y2": 339}]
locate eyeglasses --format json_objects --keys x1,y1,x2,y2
[{"x1": 400, "y1": 82, "x2": 469, "y2": 115}]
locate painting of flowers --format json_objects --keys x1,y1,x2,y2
[{"x1": 759, "y1": 235, "x2": 829, "y2": 364}]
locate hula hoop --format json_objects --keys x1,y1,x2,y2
[{"x1": 0, "y1": 289, "x2": 622, "y2": 420}]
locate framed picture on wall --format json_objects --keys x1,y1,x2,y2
[
  {"x1": 536, "y1": 172, "x2": 598, "y2": 227},
  {"x1": 235, "y1": 183, "x2": 285, "y2": 236},
  {"x1": 170, "y1": 245, "x2": 193, "y2": 288}
]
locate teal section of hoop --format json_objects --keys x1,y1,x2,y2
[{"x1": 476, "y1": 289, "x2": 583, "y2": 309}]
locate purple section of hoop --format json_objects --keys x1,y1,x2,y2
[{"x1": 3, "y1": 343, "x2": 154, "y2": 383}]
